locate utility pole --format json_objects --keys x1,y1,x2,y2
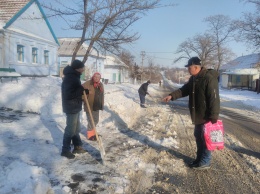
[{"x1": 140, "y1": 51, "x2": 145, "y2": 83}]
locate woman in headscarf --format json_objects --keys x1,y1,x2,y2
[{"x1": 82, "y1": 72, "x2": 104, "y2": 140}]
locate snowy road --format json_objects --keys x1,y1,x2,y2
[{"x1": 0, "y1": 77, "x2": 259, "y2": 193}]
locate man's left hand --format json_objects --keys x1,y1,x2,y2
[{"x1": 210, "y1": 119, "x2": 218, "y2": 124}]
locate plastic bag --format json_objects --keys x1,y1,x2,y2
[{"x1": 204, "y1": 120, "x2": 224, "y2": 151}]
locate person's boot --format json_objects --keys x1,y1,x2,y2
[
  {"x1": 72, "y1": 146, "x2": 87, "y2": 154},
  {"x1": 193, "y1": 163, "x2": 211, "y2": 170},
  {"x1": 61, "y1": 151, "x2": 75, "y2": 159},
  {"x1": 188, "y1": 160, "x2": 199, "y2": 168}
]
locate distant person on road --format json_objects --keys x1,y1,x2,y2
[
  {"x1": 138, "y1": 80, "x2": 151, "y2": 108},
  {"x1": 159, "y1": 80, "x2": 162, "y2": 87},
  {"x1": 82, "y1": 72, "x2": 104, "y2": 141},
  {"x1": 162, "y1": 57, "x2": 220, "y2": 170},
  {"x1": 61, "y1": 59, "x2": 87, "y2": 159}
]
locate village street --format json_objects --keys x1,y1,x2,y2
[{"x1": 0, "y1": 77, "x2": 259, "y2": 194}]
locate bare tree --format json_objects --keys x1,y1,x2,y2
[
  {"x1": 174, "y1": 15, "x2": 235, "y2": 71},
  {"x1": 235, "y1": 0, "x2": 260, "y2": 51},
  {"x1": 118, "y1": 50, "x2": 135, "y2": 67},
  {"x1": 174, "y1": 33, "x2": 216, "y2": 67},
  {"x1": 117, "y1": 50, "x2": 138, "y2": 81},
  {"x1": 204, "y1": 15, "x2": 236, "y2": 71},
  {"x1": 41, "y1": 0, "x2": 168, "y2": 64}
]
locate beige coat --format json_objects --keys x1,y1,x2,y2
[{"x1": 82, "y1": 79, "x2": 104, "y2": 112}]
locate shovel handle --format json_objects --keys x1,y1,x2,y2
[{"x1": 83, "y1": 91, "x2": 100, "y2": 142}]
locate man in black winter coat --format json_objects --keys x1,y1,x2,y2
[
  {"x1": 163, "y1": 57, "x2": 220, "y2": 170},
  {"x1": 61, "y1": 59, "x2": 87, "y2": 159},
  {"x1": 138, "y1": 80, "x2": 151, "y2": 108}
]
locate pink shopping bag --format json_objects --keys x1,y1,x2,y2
[{"x1": 204, "y1": 120, "x2": 224, "y2": 151}]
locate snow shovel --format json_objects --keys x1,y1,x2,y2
[
  {"x1": 83, "y1": 91, "x2": 106, "y2": 161},
  {"x1": 149, "y1": 94, "x2": 157, "y2": 102}
]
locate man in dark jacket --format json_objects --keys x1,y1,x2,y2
[
  {"x1": 138, "y1": 80, "x2": 151, "y2": 108},
  {"x1": 61, "y1": 59, "x2": 87, "y2": 159},
  {"x1": 163, "y1": 57, "x2": 220, "y2": 170}
]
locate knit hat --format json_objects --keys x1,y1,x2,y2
[
  {"x1": 147, "y1": 80, "x2": 151, "y2": 84},
  {"x1": 185, "y1": 57, "x2": 201, "y2": 67},
  {"x1": 71, "y1": 59, "x2": 84, "y2": 69}
]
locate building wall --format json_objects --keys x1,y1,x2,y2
[
  {"x1": 4, "y1": 31, "x2": 58, "y2": 76},
  {"x1": 103, "y1": 66, "x2": 129, "y2": 83},
  {"x1": 221, "y1": 73, "x2": 259, "y2": 89},
  {"x1": 1, "y1": 1, "x2": 59, "y2": 76},
  {"x1": 59, "y1": 56, "x2": 105, "y2": 80},
  {"x1": 221, "y1": 74, "x2": 229, "y2": 88}
]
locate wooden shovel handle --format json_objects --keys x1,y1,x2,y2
[{"x1": 83, "y1": 90, "x2": 100, "y2": 142}]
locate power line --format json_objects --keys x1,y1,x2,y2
[
  {"x1": 145, "y1": 52, "x2": 175, "y2": 53},
  {"x1": 145, "y1": 56, "x2": 174, "y2": 60}
]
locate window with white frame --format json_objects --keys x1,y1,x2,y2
[
  {"x1": 44, "y1": 50, "x2": 49, "y2": 65},
  {"x1": 17, "y1": 45, "x2": 24, "y2": 62},
  {"x1": 32, "y1": 47, "x2": 38, "y2": 63}
]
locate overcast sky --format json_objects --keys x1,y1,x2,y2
[{"x1": 42, "y1": 0, "x2": 257, "y2": 68}]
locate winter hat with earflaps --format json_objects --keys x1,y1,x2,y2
[{"x1": 71, "y1": 59, "x2": 84, "y2": 69}]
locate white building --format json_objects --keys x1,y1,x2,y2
[
  {"x1": 0, "y1": 0, "x2": 59, "y2": 76},
  {"x1": 103, "y1": 55, "x2": 129, "y2": 84},
  {"x1": 58, "y1": 38, "x2": 106, "y2": 80},
  {"x1": 220, "y1": 53, "x2": 260, "y2": 90}
]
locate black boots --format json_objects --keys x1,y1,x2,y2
[
  {"x1": 72, "y1": 146, "x2": 87, "y2": 154},
  {"x1": 61, "y1": 151, "x2": 75, "y2": 159}
]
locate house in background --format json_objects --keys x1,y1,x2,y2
[
  {"x1": 58, "y1": 38, "x2": 105, "y2": 80},
  {"x1": 103, "y1": 55, "x2": 129, "y2": 84},
  {"x1": 220, "y1": 53, "x2": 260, "y2": 90},
  {"x1": 0, "y1": 0, "x2": 59, "y2": 76}
]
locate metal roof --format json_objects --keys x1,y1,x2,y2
[
  {"x1": 221, "y1": 53, "x2": 260, "y2": 70},
  {"x1": 104, "y1": 55, "x2": 129, "y2": 68},
  {"x1": 58, "y1": 38, "x2": 105, "y2": 58}
]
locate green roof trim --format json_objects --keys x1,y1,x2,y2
[{"x1": 3, "y1": 0, "x2": 59, "y2": 46}]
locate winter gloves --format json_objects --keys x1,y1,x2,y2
[{"x1": 84, "y1": 89, "x2": 89, "y2": 94}]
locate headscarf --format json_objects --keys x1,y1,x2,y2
[{"x1": 92, "y1": 72, "x2": 103, "y2": 92}]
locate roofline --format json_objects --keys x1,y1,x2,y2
[
  {"x1": 222, "y1": 72, "x2": 258, "y2": 75},
  {"x1": 58, "y1": 54, "x2": 106, "y2": 59},
  {"x1": 3, "y1": 0, "x2": 59, "y2": 46}
]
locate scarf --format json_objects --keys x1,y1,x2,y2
[{"x1": 92, "y1": 72, "x2": 103, "y2": 92}]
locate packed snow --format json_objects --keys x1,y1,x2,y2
[{"x1": 0, "y1": 76, "x2": 259, "y2": 194}]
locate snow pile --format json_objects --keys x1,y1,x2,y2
[{"x1": 1, "y1": 161, "x2": 51, "y2": 194}]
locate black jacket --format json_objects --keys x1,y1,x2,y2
[
  {"x1": 61, "y1": 65, "x2": 84, "y2": 114},
  {"x1": 170, "y1": 67, "x2": 220, "y2": 125},
  {"x1": 138, "y1": 82, "x2": 149, "y2": 96}
]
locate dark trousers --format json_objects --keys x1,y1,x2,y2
[
  {"x1": 139, "y1": 94, "x2": 146, "y2": 105},
  {"x1": 62, "y1": 113, "x2": 83, "y2": 152},
  {"x1": 194, "y1": 124, "x2": 212, "y2": 165}
]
